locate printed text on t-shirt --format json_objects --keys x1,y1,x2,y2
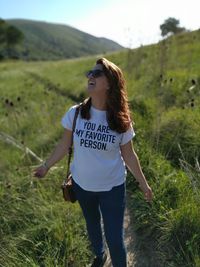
[{"x1": 75, "y1": 122, "x2": 116, "y2": 151}]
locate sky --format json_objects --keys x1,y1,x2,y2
[{"x1": 1, "y1": 0, "x2": 200, "y2": 48}]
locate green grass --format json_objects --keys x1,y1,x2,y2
[{"x1": 1, "y1": 29, "x2": 200, "y2": 266}]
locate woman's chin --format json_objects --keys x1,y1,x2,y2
[
  {"x1": 87, "y1": 86, "x2": 95, "y2": 94},
  {"x1": 87, "y1": 84, "x2": 95, "y2": 90}
]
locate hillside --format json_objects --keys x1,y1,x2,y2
[
  {"x1": 0, "y1": 29, "x2": 200, "y2": 266},
  {"x1": 5, "y1": 19, "x2": 123, "y2": 60}
]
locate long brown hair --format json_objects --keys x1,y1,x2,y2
[{"x1": 81, "y1": 58, "x2": 133, "y2": 133}]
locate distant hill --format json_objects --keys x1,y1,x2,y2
[{"x1": 5, "y1": 19, "x2": 124, "y2": 60}]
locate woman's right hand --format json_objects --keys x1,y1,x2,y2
[{"x1": 33, "y1": 165, "x2": 49, "y2": 178}]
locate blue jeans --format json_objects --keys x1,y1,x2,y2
[{"x1": 72, "y1": 179, "x2": 127, "y2": 267}]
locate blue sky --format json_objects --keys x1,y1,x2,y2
[
  {"x1": 1, "y1": 0, "x2": 200, "y2": 48},
  {"x1": 0, "y1": 0, "x2": 111, "y2": 24}
]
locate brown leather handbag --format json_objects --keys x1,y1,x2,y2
[{"x1": 61, "y1": 104, "x2": 81, "y2": 203}]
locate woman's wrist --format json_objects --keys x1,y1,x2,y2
[
  {"x1": 138, "y1": 180, "x2": 149, "y2": 192},
  {"x1": 42, "y1": 161, "x2": 50, "y2": 170}
]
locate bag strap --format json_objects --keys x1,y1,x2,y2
[{"x1": 65, "y1": 104, "x2": 82, "y2": 182}]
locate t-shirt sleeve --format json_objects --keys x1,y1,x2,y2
[
  {"x1": 120, "y1": 122, "x2": 136, "y2": 146},
  {"x1": 61, "y1": 105, "x2": 77, "y2": 130}
]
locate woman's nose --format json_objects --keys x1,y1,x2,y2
[{"x1": 88, "y1": 73, "x2": 94, "y2": 79}]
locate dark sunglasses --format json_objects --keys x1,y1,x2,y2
[{"x1": 85, "y1": 69, "x2": 104, "y2": 78}]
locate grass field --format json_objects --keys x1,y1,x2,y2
[{"x1": 0, "y1": 29, "x2": 200, "y2": 266}]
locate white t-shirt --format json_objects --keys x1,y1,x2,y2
[{"x1": 61, "y1": 104, "x2": 136, "y2": 192}]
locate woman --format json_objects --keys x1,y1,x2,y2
[{"x1": 34, "y1": 58, "x2": 153, "y2": 267}]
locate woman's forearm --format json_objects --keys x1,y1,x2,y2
[
  {"x1": 124, "y1": 152, "x2": 149, "y2": 188},
  {"x1": 121, "y1": 142, "x2": 153, "y2": 201},
  {"x1": 45, "y1": 139, "x2": 69, "y2": 169},
  {"x1": 41, "y1": 129, "x2": 72, "y2": 170}
]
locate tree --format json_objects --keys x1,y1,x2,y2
[
  {"x1": 0, "y1": 19, "x2": 6, "y2": 44},
  {"x1": 6, "y1": 25, "x2": 24, "y2": 46},
  {"x1": 160, "y1": 17, "x2": 186, "y2": 37},
  {"x1": 0, "y1": 18, "x2": 24, "y2": 59}
]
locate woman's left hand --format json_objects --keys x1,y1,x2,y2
[{"x1": 139, "y1": 183, "x2": 153, "y2": 202}]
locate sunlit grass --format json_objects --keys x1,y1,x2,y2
[{"x1": 1, "y1": 29, "x2": 200, "y2": 266}]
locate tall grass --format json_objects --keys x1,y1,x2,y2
[
  {"x1": 125, "y1": 29, "x2": 200, "y2": 267},
  {"x1": 1, "y1": 29, "x2": 200, "y2": 266}
]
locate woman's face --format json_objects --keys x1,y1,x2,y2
[{"x1": 86, "y1": 64, "x2": 110, "y2": 96}]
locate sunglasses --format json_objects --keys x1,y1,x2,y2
[{"x1": 85, "y1": 69, "x2": 104, "y2": 78}]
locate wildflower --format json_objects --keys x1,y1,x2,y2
[
  {"x1": 191, "y1": 79, "x2": 196, "y2": 85},
  {"x1": 5, "y1": 181, "x2": 12, "y2": 189}
]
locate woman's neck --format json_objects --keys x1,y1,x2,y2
[{"x1": 91, "y1": 98, "x2": 107, "y2": 111}]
